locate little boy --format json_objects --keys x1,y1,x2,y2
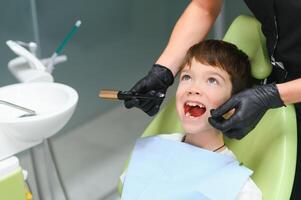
[{"x1": 121, "y1": 40, "x2": 262, "y2": 200}]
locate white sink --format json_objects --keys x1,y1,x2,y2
[{"x1": 0, "y1": 82, "x2": 78, "y2": 160}]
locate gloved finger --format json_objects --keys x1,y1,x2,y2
[
  {"x1": 139, "y1": 90, "x2": 160, "y2": 111},
  {"x1": 129, "y1": 79, "x2": 147, "y2": 93},
  {"x1": 210, "y1": 97, "x2": 238, "y2": 118},
  {"x1": 208, "y1": 116, "x2": 228, "y2": 132},
  {"x1": 140, "y1": 100, "x2": 156, "y2": 114},
  {"x1": 124, "y1": 98, "x2": 140, "y2": 109},
  {"x1": 209, "y1": 110, "x2": 243, "y2": 132},
  {"x1": 147, "y1": 104, "x2": 160, "y2": 116},
  {"x1": 223, "y1": 128, "x2": 245, "y2": 140},
  {"x1": 213, "y1": 113, "x2": 243, "y2": 132},
  {"x1": 148, "y1": 90, "x2": 157, "y2": 97},
  {"x1": 155, "y1": 91, "x2": 165, "y2": 98}
]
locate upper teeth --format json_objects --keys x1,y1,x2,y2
[{"x1": 186, "y1": 102, "x2": 205, "y2": 107}]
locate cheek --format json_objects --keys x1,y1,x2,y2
[
  {"x1": 207, "y1": 89, "x2": 231, "y2": 108},
  {"x1": 175, "y1": 97, "x2": 181, "y2": 115},
  {"x1": 175, "y1": 85, "x2": 184, "y2": 114},
  {"x1": 175, "y1": 86, "x2": 182, "y2": 102},
  {"x1": 176, "y1": 82, "x2": 189, "y2": 99}
]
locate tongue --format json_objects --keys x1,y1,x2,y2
[
  {"x1": 190, "y1": 106, "x2": 206, "y2": 117},
  {"x1": 184, "y1": 104, "x2": 190, "y2": 114}
]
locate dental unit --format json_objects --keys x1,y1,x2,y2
[{"x1": 0, "y1": 20, "x2": 81, "y2": 200}]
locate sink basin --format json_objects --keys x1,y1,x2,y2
[{"x1": 0, "y1": 82, "x2": 78, "y2": 160}]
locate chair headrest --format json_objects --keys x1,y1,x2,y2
[{"x1": 223, "y1": 15, "x2": 272, "y2": 80}]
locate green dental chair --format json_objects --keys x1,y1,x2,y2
[
  {"x1": 0, "y1": 157, "x2": 28, "y2": 200},
  {"x1": 119, "y1": 15, "x2": 297, "y2": 200}
]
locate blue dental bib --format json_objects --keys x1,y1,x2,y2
[{"x1": 121, "y1": 135, "x2": 252, "y2": 200}]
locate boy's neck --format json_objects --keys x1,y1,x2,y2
[{"x1": 184, "y1": 131, "x2": 225, "y2": 152}]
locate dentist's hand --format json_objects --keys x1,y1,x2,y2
[
  {"x1": 208, "y1": 83, "x2": 285, "y2": 139},
  {"x1": 124, "y1": 64, "x2": 174, "y2": 116}
]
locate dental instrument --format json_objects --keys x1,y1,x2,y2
[
  {"x1": 99, "y1": 89, "x2": 165, "y2": 101},
  {"x1": 0, "y1": 100, "x2": 36, "y2": 118},
  {"x1": 47, "y1": 20, "x2": 82, "y2": 73}
]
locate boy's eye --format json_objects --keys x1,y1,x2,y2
[
  {"x1": 207, "y1": 77, "x2": 219, "y2": 85},
  {"x1": 181, "y1": 74, "x2": 191, "y2": 81}
]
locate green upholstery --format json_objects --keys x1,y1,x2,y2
[
  {"x1": 0, "y1": 168, "x2": 26, "y2": 200},
  {"x1": 119, "y1": 15, "x2": 297, "y2": 200},
  {"x1": 223, "y1": 15, "x2": 272, "y2": 79}
]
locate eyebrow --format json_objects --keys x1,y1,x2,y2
[
  {"x1": 180, "y1": 69, "x2": 226, "y2": 82},
  {"x1": 180, "y1": 69, "x2": 189, "y2": 73},
  {"x1": 207, "y1": 72, "x2": 226, "y2": 82}
]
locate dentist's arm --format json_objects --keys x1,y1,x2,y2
[
  {"x1": 156, "y1": 0, "x2": 222, "y2": 75},
  {"x1": 124, "y1": 0, "x2": 223, "y2": 116},
  {"x1": 209, "y1": 79, "x2": 301, "y2": 139},
  {"x1": 277, "y1": 78, "x2": 301, "y2": 104}
]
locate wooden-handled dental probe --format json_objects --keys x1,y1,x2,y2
[{"x1": 99, "y1": 90, "x2": 165, "y2": 100}]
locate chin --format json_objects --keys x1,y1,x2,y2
[{"x1": 182, "y1": 123, "x2": 210, "y2": 135}]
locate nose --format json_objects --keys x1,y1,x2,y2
[
  {"x1": 187, "y1": 84, "x2": 202, "y2": 96},
  {"x1": 188, "y1": 90, "x2": 201, "y2": 95}
]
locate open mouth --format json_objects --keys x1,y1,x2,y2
[{"x1": 184, "y1": 101, "x2": 206, "y2": 118}]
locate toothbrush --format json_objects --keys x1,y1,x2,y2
[
  {"x1": 99, "y1": 90, "x2": 165, "y2": 101},
  {"x1": 47, "y1": 20, "x2": 82, "y2": 72}
]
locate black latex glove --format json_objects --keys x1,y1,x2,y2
[
  {"x1": 208, "y1": 83, "x2": 285, "y2": 139},
  {"x1": 124, "y1": 64, "x2": 174, "y2": 116}
]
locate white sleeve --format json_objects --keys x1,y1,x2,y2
[
  {"x1": 119, "y1": 169, "x2": 127, "y2": 185},
  {"x1": 236, "y1": 178, "x2": 262, "y2": 200}
]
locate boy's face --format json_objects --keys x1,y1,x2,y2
[{"x1": 176, "y1": 59, "x2": 232, "y2": 135}]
